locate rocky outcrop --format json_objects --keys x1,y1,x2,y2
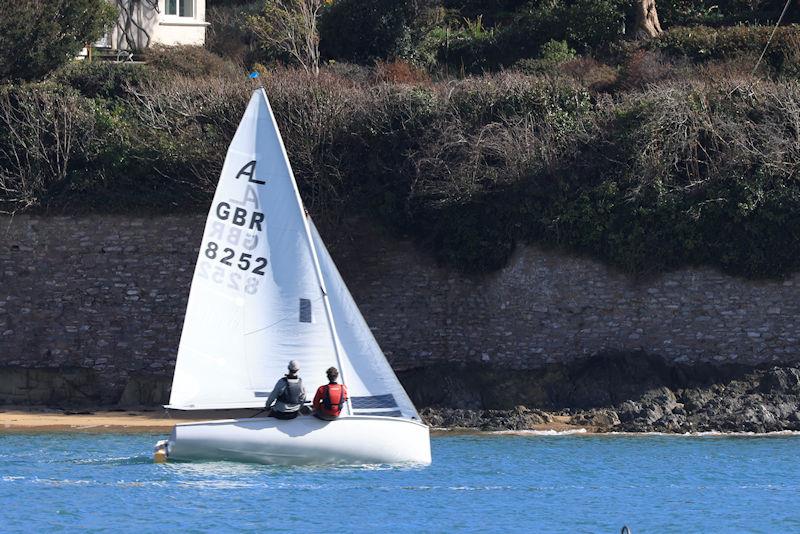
[
  {"x1": 413, "y1": 356, "x2": 800, "y2": 433},
  {"x1": 609, "y1": 367, "x2": 800, "y2": 433},
  {"x1": 420, "y1": 405, "x2": 555, "y2": 431},
  {"x1": 398, "y1": 350, "x2": 754, "y2": 411},
  {"x1": 570, "y1": 408, "x2": 621, "y2": 430}
]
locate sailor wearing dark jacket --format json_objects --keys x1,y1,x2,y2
[{"x1": 266, "y1": 360, "x2": 306, "y2": 420}]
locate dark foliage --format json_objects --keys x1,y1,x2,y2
[
  {"x1": 3, "y1": 65, "x2": 800, "y2": 280},
  {"x1": 319, "y1": 0, "x2": 432, "y2": 63},
  {"x1": 0, "y1": 0, "x2": 117, "y2": 83},
  {"x1": 205, "y1": 1, "x2": 262, "y2": 65},
  {"x1": 433, "y1": 0, "x2": 630, "y2": 73},
  {"x1": 143, "y1": 45, "x2": 239, "y2": 77},
  {"x1": 54, "y1": 62, "x2": 159, "y2": 99},
  {"x1": 649, "y1": 25, "x2": 800, "y2": 77}
]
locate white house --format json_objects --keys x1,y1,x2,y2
[{"x1": 103, "y1": 0, "x2": 208, "y2": 51}]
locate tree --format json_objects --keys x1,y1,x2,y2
[
  {"x1": 248, "y1": 0, "x2": 326, "y2": 75},
  {"x1": 633, "y1": 0, "x2": 663, "y2": 38},
  {"x1": 0, "y1": 0, "x2": 117, "y2": 82},
  {"x1": 114, "y1": 0, "x2": 161, "y2": 51}
]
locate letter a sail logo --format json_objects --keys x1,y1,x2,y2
[{"x1": 235, "y1": 160, "x2": 265, "y2": 185}]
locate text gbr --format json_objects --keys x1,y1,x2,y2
[
  {"x1": 203, "y1": 160, "x2": 268, "y2": 283},
  {"x1": 216, "y1": 160, "x2": 265, "y2": 231}
]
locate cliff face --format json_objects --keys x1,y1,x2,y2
[{"x1": 1, "y1": 215, "x2": 800, "y2": 408}]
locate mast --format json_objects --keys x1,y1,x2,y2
[{"x1": 258, "y1": 88, "x2": 354, "y2": 416}]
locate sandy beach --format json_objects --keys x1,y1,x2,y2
[
  {"x1": 0, "y1": 409, "x2": 593, "y2": 434},
  {"x1": 0, "y1": 409, "x2": 205, "y2": 433}
]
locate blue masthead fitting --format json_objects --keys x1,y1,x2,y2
[{"x1": 249, "y1": 71, "x2": 260, "y2": 79}]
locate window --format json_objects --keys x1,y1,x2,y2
[
  {"x1": 299, "y1": 299, "x2": 312, "y2": 323},
  {"x1": 165, "y1": 0, "x2": 193, "y2": 17}
]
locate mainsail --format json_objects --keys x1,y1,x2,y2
[{"x1": 168, "y1": 89, "x2": 419, "y2": 420}]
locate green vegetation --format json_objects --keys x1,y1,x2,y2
[
  {"x1": 1, "y1": 1, "x2": 800, "y2": 279},
  {"x1": 649, "y1": 25, "x2": 800, "y2": 76},
  {"x1": 0, "y1": 0, "x2": 117, "y2": 83},
  {"x1": 3, "y1": 52, "x2": 800, "y2": 278}
]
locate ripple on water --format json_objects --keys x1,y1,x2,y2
[{"x1": 0, "y1": 433, "x2": 799, "y2": 532}]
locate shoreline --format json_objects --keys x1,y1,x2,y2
[
  {"x1": 1, "y1": 410, "x2": 798, "y2": 436},
  {"x1": 0, "y1": 409, "x2": 595, "y2": 435}
]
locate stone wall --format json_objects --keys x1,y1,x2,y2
[{"x1": 1, "y1": 215, "x2": 798, "y2": 405}]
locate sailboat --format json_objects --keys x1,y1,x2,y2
[{"x1": 153, "y1": 87, "x2": 431, "y2": 465}]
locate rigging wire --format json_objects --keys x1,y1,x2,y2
[
  {"x1": 726, "y1": 0, "x2": 794, "y2": 98},
  {"x1": 749, "y1": 0, "x2": 794, "y2": 77}
]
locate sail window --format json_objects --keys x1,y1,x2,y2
[
  {"x1": 353, "y1": 409, "x2": 404, "y2": 418},
  {"x1": 351, "y1": 394, "x2": 398, "y2": 409},
  {"x1": 299, "y1": 298, "x2": 312, "y2": 323}
]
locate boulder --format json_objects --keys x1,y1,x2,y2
[
  {"x1": 758, "y1": 368, "x2": 800, "y2": 394},
  {"x1": 570, "y1": 408, "x2": 620, "y2": 430}
]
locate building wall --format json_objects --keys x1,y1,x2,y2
[
  {"x1": 151, "y1": 19, "x2": 207, "y2": 46},
  {"x1": 1, "y1": 215, "x2": 799, "y2": 404},
  {"x1": 152, "y1": 0, "x2": 207, "y2": 46},
  {"x1": 106, "y1": 0, "x2": 206, "y2": 50}
]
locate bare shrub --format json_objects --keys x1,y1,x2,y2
[
  {"x1": 589, "y1": 78, "x2": 800, "y2": 208},
  {"x1": 713, "y1": 81, "x2": 800, "y2": 190},
  {"x1": 373, "y1": 60, "x2": 430, "y2": 85},
  {"x1": 695, "y1": 56, "x2": 763, "y2": 84},
  {"x1": 320, "y1": 62, "x2": 372, "y2": 85},
  {"x1": 558, "y1": 57, "x2": 618, "y2": 92},
  {"x1": 616, "y1": 50, "x2": 679, "y2": 90},
  {"x1": 248, "y1": 0, "x2": 325, "y2": 75},
  {"x1": 410, "y1": 73, "x2": 593, "y2": 206},
  {"x1": 412, "y1": 116, "x2": 564, "y2": 204},
  {"x1": 124, "y1": 68, "x2": 368, "y2": 215},
  {"x1": 0, "y1": 85, "x2": 95, "y2": 213},
  {"x1": 124, "y1": 73, "x2": 251, "y2": 194},
  {"x1": 143, "y1": 45, "x2": 239, "y2": 77},
  {"x1": 205, "y1": 2, "x2": 261, "y2": 64},
  {"x1": 262, "y1": 69, "x2": 371, "y2": 215}
]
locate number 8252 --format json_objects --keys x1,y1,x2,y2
[{"x1": 204, "y1": 240, "x2": 267, "y2": 275}]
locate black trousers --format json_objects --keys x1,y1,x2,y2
[{"x1": 268, "y1": 409, "x2": 299, "y2": 420}]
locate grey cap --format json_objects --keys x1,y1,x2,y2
[{"x1": 288, "y1": 360, "x2": 300, "y2": 372}]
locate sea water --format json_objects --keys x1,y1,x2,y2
[{"x1": 1, "y1": 433, "x2": 798, "y2": 533}]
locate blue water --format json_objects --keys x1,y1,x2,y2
[{"x1": 1, "y1": 433, "x2": 799, "y2": 533}]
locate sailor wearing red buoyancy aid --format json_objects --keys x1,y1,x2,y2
[{"x1": 312, "y1": 367, "x2": 348, "y2": 421}]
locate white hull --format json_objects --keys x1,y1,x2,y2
[{"x1": 163, "y1": 415, "x2": 431, "y2": 465}]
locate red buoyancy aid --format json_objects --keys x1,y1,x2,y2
[{"x1": 321, "y1": 383, "x2": 347, "y2": 417}]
